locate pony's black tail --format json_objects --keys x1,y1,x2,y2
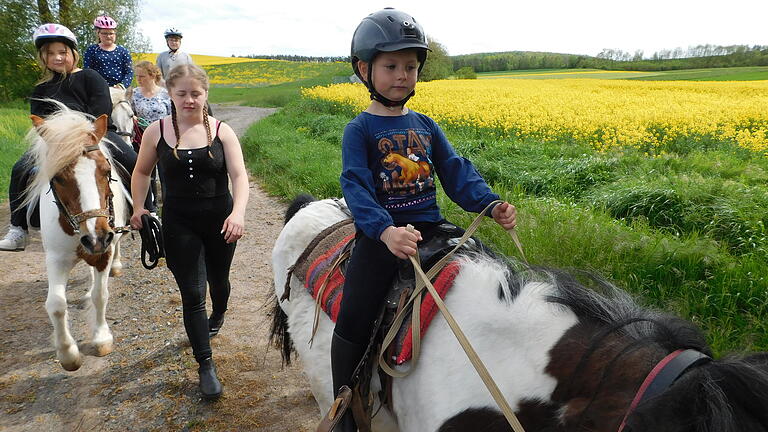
[
  {"x1": 269, "y1": 289, "x2": 295, "y2": 366},
  {"x1": 284, "y1": 193, "x2": 316, "y2": 225},
  {"x1": 270, "y1": 193, "x2": 316, "y2": 366}
]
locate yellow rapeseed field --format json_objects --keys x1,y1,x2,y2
[
  {"x1": 203, "y1": 61, "x2": 345, "y2": 86},
  {"x1": 303, "y1": 79, "x2": 768, "y2": 154},
  {"x1": 131, "y1": 55, "x2": 347, "y2": 86},
  {"x1": 132, "y1": 53, "x2": 263, "y2": 66}
]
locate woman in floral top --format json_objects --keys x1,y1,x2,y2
[
  {"x1": 131, "y1": 61, "x2": 170, "y2": 210},
  {"x1": 132, "y1": 61, "x2": 171, "y2": 125}
]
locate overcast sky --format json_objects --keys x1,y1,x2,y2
[{"x1": 138, "y1": 0, "x2": 768, "y2": 58}]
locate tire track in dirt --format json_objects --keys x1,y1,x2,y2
[{"x1": 0, "y1": 105, "x2": 319, "y2": 431}]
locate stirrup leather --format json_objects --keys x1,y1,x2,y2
[{"x1": 316, "y1": 385, "x2": 353, "y2": 432}]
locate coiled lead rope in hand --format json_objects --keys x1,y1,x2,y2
[{"x1": 139, "y1": 213, "x2": 164, "y2": 270}]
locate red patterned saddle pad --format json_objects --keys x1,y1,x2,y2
[{"x1": 293, "y1": 221, "x2": 461, "y2": 364}]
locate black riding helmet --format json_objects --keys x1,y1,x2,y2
[{"x1": 351, "y1": 8, "x2": 430, "y2": 107}]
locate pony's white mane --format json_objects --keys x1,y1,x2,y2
[{"x1": 23, "y1": 100, "x2": 113, "y2": 204}]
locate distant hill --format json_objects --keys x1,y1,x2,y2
[{"x1": 451, "y1": 45, "x2": 768, "y2": 73}]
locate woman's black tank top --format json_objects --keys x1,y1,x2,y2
[{"x1": 156, "y1": 119, "x2": 229, "y2": 199}]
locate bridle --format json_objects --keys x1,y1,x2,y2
[
  {"x1": 48, "y1": 143, "x2": 131, "y2": 235},
  {"x1": 112, "y1": 99, "x2": 134, "y2": 139},
  {"x1": 617, "y1": 349, "x2": 711, "y2": 432}
]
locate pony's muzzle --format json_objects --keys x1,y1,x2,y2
[{"x1": 80, "y1": 230, "x2": 114, "y2": 254}]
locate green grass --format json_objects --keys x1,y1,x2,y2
[
  {"x1": 209, "y1": 75, "x2": 350, "y2": 108},
  {"x1": 630, "y1": 66, "x2": 768, "y2": 81},
  {"x1": 241, "y1": 96, "x2": 768, "y2": 356},
  {"x1": 0, "y1": 101, "x2": 31, "y2": 201},
  {"x1": 240, "y1": 99, "x2": 344, "y2": 196}
]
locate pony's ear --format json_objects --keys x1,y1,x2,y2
[
  {"x1": 93, "y1": 114, "x2": 108, "y2": 142},
  {"x1": 30, "y1": 115, "x2": 44, "y2": 128}
]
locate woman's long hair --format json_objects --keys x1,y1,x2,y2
[{"x1": 36, "y1": 42, "x2": 80, "y2": 85}]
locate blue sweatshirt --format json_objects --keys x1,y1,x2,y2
[
  {"x1": 83, "y1": 44, "x2": 133, "y2": 87},
  {"x1": 340, "y1": 110, "x2": 500, "y2": 241}
]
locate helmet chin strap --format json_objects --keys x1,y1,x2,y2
[{"x1": 366, "y1": 65, "x2": 414, "y2": 108}]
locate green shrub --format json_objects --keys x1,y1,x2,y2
[{"x1": 454, "y1": 66, "x2": 477, "y2": 79}]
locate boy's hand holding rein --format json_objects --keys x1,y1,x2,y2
[
  {"x1": 381, "y1": 226, "x2": 422, "y2": 259},
  {"x1": 492, "y1": 202, "x2": 517, "y2": 230}
]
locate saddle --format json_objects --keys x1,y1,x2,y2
[{"x1": 284, "y1": 219, "x2": 481, "y2": 431}]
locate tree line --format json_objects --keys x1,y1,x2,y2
[
  {"x1": 450, "y1": 45, "x2": 768, "y2": 74},
  {"x1": 586, "y1": 45, "x2": 768, "y2": 71}
]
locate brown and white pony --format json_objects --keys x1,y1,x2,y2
[
  {"x1": 24, "y1": 104, "x2": 129, "y2": 371},
  {"x1": 271, "y1": 195, "x2": 768, "y2": 432}
]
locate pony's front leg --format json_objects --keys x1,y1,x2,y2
[
  {"x1": 45, "y1": 258, "x2": 81, "y2": 371},
  {"x1": 89, "y1": 263, "x2": 114, "y2": 357},
  {"x1": 109, "y1": 233, "x2": 123, "y2": 277}
]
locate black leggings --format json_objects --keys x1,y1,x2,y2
[
  {"x1": 334, "y1": 220, "x2": 451, "y2": 345},
  {"x1": 162, "y1": 195, "x2": 236, "y2": 363},
  {"x1": 7, "y1": 131, "x2": 151, "y2": 230}
]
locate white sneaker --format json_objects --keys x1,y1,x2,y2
[{"x1": 0, "y1": 225, "x2": 28, "y2": 251}]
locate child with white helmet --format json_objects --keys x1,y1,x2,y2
[
  {"x1": 156, "y1": 27, "x2": 194, "y2": 80},
  {"x1": 0, "y1": 23, "x2": 148, "y2": 252},
  {"x1": 329, "y1": 8, "x2": 517, "y2": 431},
  {"x1": 83, "y1": 14, "x2": 133, "y2": 88}
]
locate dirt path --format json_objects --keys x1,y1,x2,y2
[{"x1": 0, "y1": 105, "x2": 319, "y2": 431}]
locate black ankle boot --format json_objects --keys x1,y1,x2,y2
[
  {"x1": 198, "y1": 357, "x2": 223, "y2": 400},
  {"x1": 331, "y1": 332, "x2": 367, "y2": 432},
  {"x1": 208, "y1": 312, "x2": 225, "y2": 338}
]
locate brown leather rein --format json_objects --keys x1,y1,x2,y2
[{"x1": 48, "y1": 144, "x2": 131, "y2": 235}]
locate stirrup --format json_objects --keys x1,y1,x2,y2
[{"x1": 316, "y1": 385, "x2": 353, "y2": 432}]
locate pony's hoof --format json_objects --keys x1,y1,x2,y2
[
  {"x1": 60, "y1": 355, "x2": 82, "y2": 371},
  {"x1": 94, "y1": 341, "x2": 114, "y2": 357},
  {"x1": 109, "y1": 267, "x2": 122, "y2": 277}
]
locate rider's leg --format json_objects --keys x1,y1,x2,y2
[
  {"x1": 0, "y1": 152, "x2": 34, "y2": 251},
  {"x1": 332, "y1": 231, "x2": 399, "y2": 431},
  {"x1": 105, "y1": 131, "x2": 156, "y2": 212}
]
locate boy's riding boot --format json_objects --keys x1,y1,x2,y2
[
  {"x1": 198, "y1": 357, "x2": 223, "y2": 400},
  {"x1": 331, "y1": 331, "x2": 367, "y2": 432}
]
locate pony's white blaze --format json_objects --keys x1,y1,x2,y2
[
  {"x1": 273, "y1": 199, "x2": 579, "y2": 432},
  {"x1": 74, "y1": 157, "x2": 102, "y2": 238}
]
